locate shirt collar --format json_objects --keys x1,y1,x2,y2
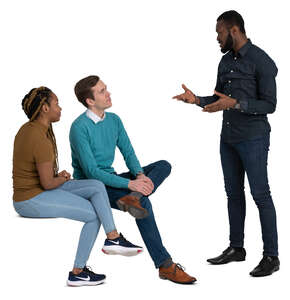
[
  {"x1": 86, "y1": 109, "x2": 106, "y2": 124},
  {"x1": 230, "y1": 38, "x2": 252, "y2": 57}
]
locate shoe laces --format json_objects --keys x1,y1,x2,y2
[
  {"x1": 175, "y1": 263, "x2": 185, "y2": 272},
  {"x1": 83, "y1": 266, "x2": 95, "y2": 275},
  {"x1": 119, "y1": 233, "x2": 132, "y2": 244},
  {"x1": 259, "y1": 256, "x2": 273, "y2": 266}
]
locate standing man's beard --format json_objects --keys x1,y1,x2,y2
[{"x1": 221, "y1": 33, "x2": 233, "y2": 53}]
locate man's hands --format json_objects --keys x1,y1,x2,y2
[
  {"x1": 203, "y1": 91, "x2": 237, "y2": 112},
  {"x1": 128, "y1": 174, "x2": 154, "y2": 196},
  {"x1": 173, "y1": 86, "x2": 237, "y2": 113},
  {"x1": 173, "y1": 84, "x2": 199, "y2": 104},
  {"x1": 58, "y1": 170, "x2": 71, "y2": 181}
]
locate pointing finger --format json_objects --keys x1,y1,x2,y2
[
  {"x1": 182, "y1": 84, "x2": 190, "y2": 92},
  {"x1": 173, "y1": 93, "x2": 185, "y2": 100}
]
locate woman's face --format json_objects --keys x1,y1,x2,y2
[{"x1": 44, "y1": 93, "x2": 62, "y2": 122}]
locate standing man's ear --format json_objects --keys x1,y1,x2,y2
[{"x1": 230, "y1": 25, "x2": 239, "y2": 37}]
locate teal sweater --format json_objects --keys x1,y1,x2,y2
[{"x1": 69, "y1": 112, "x2": 143, "y2": 188}]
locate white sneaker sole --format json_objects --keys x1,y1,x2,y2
[
  {"x1": 67, "y1": 279, "x2": 105, "y2": 287},
  {"x1": 102, "y1": 245, "x2": 143, "y2": 256}
]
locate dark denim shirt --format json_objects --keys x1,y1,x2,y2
[{"x1": 198, "y1": 39, "x2": 278, "y2": 143}]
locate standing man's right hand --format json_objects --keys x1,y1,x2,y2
[
  {"x1": 173, "y1": 84, "x2": 200, "y2": 105},
  {"x1": 128, "y1": 178, "x2": 153, "y2": 196}
]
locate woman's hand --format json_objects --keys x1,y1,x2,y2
[{"x1": 58, "y1": 170, "x2": 71, "y2": 181}]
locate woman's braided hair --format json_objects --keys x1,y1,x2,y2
[{"x1": 22, "y1": 87, "x2": 59, "y2": 176}]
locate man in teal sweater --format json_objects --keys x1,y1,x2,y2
[{"x1": 69, "y1": 75, "x2": 196, "y2": 284}]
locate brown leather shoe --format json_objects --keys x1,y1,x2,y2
[
  {"x1": 159, "y1": 263, "x2": 196, "y2": 284},
  {"x1": 117, "y1": 195, "x2": 149, "y2": 219}
]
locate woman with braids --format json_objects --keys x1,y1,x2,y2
[{"x1": 13, "y1": 87, "x2": 143, "y2": 287}]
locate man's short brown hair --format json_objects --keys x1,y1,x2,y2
[{"x1": 74, "y1": 75, "x2": 100, "y2": 107}]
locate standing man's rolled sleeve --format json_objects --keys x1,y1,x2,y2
[{"x1": 238, "y1": 62, "x2": 278, "y2": 115}]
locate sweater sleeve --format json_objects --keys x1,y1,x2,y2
[
  {"x1": 115, "y1": 115, "x2": 143, "y2": 176},
  {"x1": 69, "y1": 122, "x2": 130, "y2": 188}
]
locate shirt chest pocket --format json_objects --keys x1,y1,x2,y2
[{"x1": 220, "y1": 63, "x2": 256, "y2": 84}]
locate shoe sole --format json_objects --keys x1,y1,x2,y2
[
  {"x1": 159, "y1": 275, "x2": 197, "y2": 284},
  {"x1": 207, "y1": 257, "x2": 246, "y2": 265},
  {"x1": 102, "y1": 246, "x2": 143, "y2": 257},
  {"x1": 117, "y1": 200, "x2": 149, "y2": 219},
  {"x1": 250, "y1": 265, "x2": 280, "y2": 277},
  {"x1": 67, "y1": 279, "x2": 105, "y2": 287}
]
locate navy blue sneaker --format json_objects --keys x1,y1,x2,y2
[
  {"x1": 67, "y1": 266, "x2": 106, "y2": 287},
  {"x1": 102, "y1": 233, "x2": 143, "y2": 256}
]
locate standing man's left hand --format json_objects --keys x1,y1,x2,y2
[{"x1": 203, "y1": 91, "x2": 237, "y2": 112}]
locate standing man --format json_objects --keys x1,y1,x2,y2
[
  {"x1": 173, "y1": 10, "x2": 279, "y2": 277},
  {"x1": 69, "y1": 75, "x2": 196, "y2": 284}
]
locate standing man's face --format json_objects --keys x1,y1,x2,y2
[
  {"x1": 216, "y1": 20, "x2": 233, "y2": 53},
  {"x1": 88, "y1": 80, "x2": 112, "y2": 111}
]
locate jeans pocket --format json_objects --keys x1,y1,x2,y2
[{"x1": 13, "y1": 201, "x2": 40, "y2": 218}]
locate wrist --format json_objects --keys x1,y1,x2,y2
[
  {"x1": 228, "y1": 98, "x2": 237, "y2": 108},
  {"x1": 60, "y1": 176, "x2": 67, "y2": 183},
  {"x1": 233, "y1": 99, "x2": 240, "y2": 109},
  {"x1": 195, "y1": 96, "x2": 200, "y2": 105}
]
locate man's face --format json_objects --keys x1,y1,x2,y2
[
  {"x1": 216, "y1": 20, "x2": 233, "y2": 53},
  {"x1": 89, "y1": 80, "x2": 112, "y2": 111}
]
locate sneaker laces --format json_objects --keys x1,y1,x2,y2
[
  {"x1": 119, "y1": 233, "x2": 132, "y2": 245},
  {"x1": 83, "y1": 266, "x2": 95, "y2": 275}
]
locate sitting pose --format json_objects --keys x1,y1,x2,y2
[
  {"x1": 69, "y1": 75, "x2": 196, "y2": 284},
  {"x1": 13, "y1": 87, "x2": 142, "y2": 287}
]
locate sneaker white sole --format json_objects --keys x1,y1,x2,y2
[
  {"x1": 102, "y1": 245, "x2": 143, "y2": 256},
  {"x1": 67, "y1": 279, "x2": 105, "y2": 287}
]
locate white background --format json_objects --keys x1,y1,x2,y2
[{"x1": 1, "y1": 0, "x2": 289, "y2": 299}]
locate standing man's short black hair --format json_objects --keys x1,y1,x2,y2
[{"x1": 217, "y1": 10, "x2": 246, "y2": 34}]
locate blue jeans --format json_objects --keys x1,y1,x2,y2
[
  {"x1": 106, "y1": 160, "x2": 172, "y2": 268},
  {"x1": 220, "y1": 134, "x2": 278, "y2": 256},
  {"x1": 13, "y1": 179, "x2": 116, "y2": 268}
]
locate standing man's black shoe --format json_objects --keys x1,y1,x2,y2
[
  {"x1": 250, "y1": 256, "x2": 280, "y2": 277},
  {"x1": 207, "y1": 247, "x2": 246, "y2": 265}
]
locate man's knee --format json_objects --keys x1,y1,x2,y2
[
  {"x1": 156, "y1": 160, "x2": 172, "y2": 176},
  {"x1": 225, "y1": 189, "x2": 245, "y2": 201},
  {"x1": 252, "y1": 190, "x2": 273, "y2": 209}
]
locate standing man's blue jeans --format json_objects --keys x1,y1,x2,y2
[
  {"x1": 220, "y1": 134, "x2": 278, "y2": 256},
  {"x1": 13, "y1": 179, "x2": 116, "y2": 268},
  {"x1": 106, "y1": 160, "x2": 172, "y2": 268}
]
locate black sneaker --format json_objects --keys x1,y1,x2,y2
[
  {"x1": 102, "y1": 233, "x2": 143, "y2": 256},
  {"x1": 250, "y1": 256, "x2": 280, "y2": 277},
  {"x1": 67, "y1": 266, "x2": 106, "y2": 287}
]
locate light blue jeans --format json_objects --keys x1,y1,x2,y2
[{"x1": 13, "y1": 179, "x2": 116, "y2": 268}]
